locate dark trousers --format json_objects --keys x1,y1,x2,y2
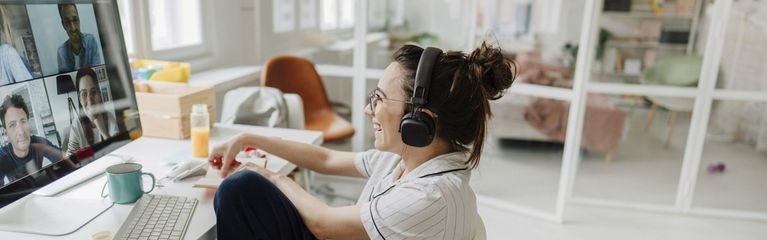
[{"x1": 214, "y1": 171, "x2": 317, "y2": 240}]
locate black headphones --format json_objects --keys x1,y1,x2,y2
[{"x1": 400, "y1": 46, "x2": 442, "y2": 147}]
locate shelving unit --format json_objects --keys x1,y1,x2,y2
[{"x1": 596, "y1": 0, "x2": 704, "y2": 84}]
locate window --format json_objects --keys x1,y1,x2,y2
[
  {"x1": 320, "y1": 0, "x2": 354, "y2": 31},
  {"x1": 338, "y1": 0, "x2": 354, "y2": 28},
  {"x1": 116, "y1": 0, "x2": 207, "y2": 60},
  {"x1": 149, "y1": 0, "x2": 202, "y2": 51}
]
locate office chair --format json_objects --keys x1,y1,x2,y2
[{"x1": 261, "y1": 55, "x2": 355, "y2": 142}]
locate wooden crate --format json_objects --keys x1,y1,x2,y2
[{"x1": 135, "y1": 82, "x2": 215, "y2": 139}]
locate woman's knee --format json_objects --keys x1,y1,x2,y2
[{"x1": 215, "y1": 171, "x2": 271, "y2": 201}]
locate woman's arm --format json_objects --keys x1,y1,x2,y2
[
  {"x1": 211, "y1": 133, "x2": 363, "y2": 178},
  {"x1": 7, "y1": 47, "x2": 32, "y2": 82},
  {"x1": 66, "y1": 123, "x2": 82, "y2": 154},
  {"x1": 242, "y1": 164, "x2": 368, "y2": 239}
]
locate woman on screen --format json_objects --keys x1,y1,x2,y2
[
  {"x1": 208, "y1": 42, "x2": 516, "y2": 239},
  {"x1": 66, "y1": 68, "x2": 117, "y2": 155},
  {"x1": 0, "y1": 6, "x2": 32, "y2": 85}
]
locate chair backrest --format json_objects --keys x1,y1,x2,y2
[
  {"x1": 261, "y1": 56, "x2": 334, "y2": 126},
  {"x1": 640, "y1": 55, "x2": 703, "y2": 86},
  {"x1": 220, "y1": 87, "x2": 305, "y2": 129},
  {"x1": 472, "y1": 214, "x2": 487, "y2": 240}
]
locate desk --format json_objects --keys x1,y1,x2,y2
[{"x1": 0, "y1": 124, "x2": 322, "y2": 240}]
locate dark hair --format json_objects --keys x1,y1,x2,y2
[
  {"x1": 393, "y1": 41, "x2": 516, "y2": 169},
  {"x1": 0, "y1": 95, "x2": 29, "y2": 128},
  {"x1": 57, "y1": 3, "x2": 77, "y2": 17},
  {"x1": 75, "y1": 68, "x2": 102, "y2": 145},
  {"x1": 76, "y1": 67, "x2": 98, "y2": 90}
]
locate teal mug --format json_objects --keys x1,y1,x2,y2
[{"x1": 101, "y1": 163, "x2": 155, "y2": 204}]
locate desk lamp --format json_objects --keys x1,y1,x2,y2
[{"x1": 56, "y1": 74, "x2": 77, "y2": 126}]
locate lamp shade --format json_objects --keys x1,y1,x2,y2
[{"x1": 56, "y1": 74, "x2": 76, "y2": 95}]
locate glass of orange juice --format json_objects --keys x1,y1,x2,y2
[{"x1": 190, "y1": 104, "x2": 209, "y2": 157}]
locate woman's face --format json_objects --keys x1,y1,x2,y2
[
  {"x1": 78, "y1": 75, "x2": 102, "y2": 119},
  {"x1": 364, "y1": 62, "x2": 410, "y2": 152}
]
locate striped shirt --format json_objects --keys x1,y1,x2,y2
[{"x1": 354, "y1": 150, "x2": 484, "y2": 239}]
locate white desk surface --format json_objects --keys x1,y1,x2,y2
[{"x1": 0, "y1": 124, "x2": 322, "y2": 240}]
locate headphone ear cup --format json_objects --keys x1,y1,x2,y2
[{"x1": 400, "y1": 110, "x2": 435, "y2": 147}]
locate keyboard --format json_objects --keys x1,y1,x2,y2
[{"x1": 114, "y1": 194, "x2": 198, "y2": 240}]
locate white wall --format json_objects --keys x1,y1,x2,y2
[
  {"x1": 402, "y1": 0, "x2": 474, "y2": 50},
  {"x1": 187, "y1": 0, "x2": 247, "y2": 71},
  {"x1": 251, "y1": 0, "x2": 340, "y2": 64}
]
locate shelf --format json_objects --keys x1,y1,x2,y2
[
  {"x1": 602, "y1": 72, "x2": 640, "y2": 79},
  {"x1": 592, "y1": 72, "x2": 641, "y2": 84},
  {"x1": 602, "y1": 11, "x2": 695, "y2": 21},
  {"x1": 605, "y1": 40, "x2": 687, "y2": 51}
]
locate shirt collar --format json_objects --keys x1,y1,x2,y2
[
  {"x1": 400, "y1": 151, "x2": 468, "y2": 181},
  {"x1": 367, "y1": 151, "x2": 469, "y2": 202}
]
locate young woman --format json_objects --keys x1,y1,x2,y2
[
  {"x1": 66, "y1": 68, "x2": 118, "y2": 155},
  {"x1": 0, "y1": 6, "x2": 32, "y2": 85},
  {"x1": 209, "y1": 42, "x2": 516, "y2": 239}
]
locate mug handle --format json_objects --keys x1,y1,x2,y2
[
  {"x1": 100, "y1": 181, "x2": 109, "y2": 198},
  {"x1": 142, "y1": 172, "x2": 156, "y2": 194}
]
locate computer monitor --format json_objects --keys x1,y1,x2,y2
[{"x1": 0, "y1": 0, "x2": 141, "y2": 207}]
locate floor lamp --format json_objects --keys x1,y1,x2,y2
[{"x1": 56, "y1": 74, "x2": 77, "y2": 127}]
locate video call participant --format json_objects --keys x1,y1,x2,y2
[
  {"x1": 57, "y1": 4, "x2": 102, "y2": 73},
  {"x1": 0, "y1": 6, "x2": 33, "y2": 85},
  {"x1": 66, "y1": 68, "x2": 118, "y2": 155},
  {"x1": 209, "y1": 42, "x2": 516, "y2": 239},
  {"x1": 0, "y1": 95, "x2": 66, "y2": 186}
]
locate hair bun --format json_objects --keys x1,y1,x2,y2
[{"x1": 466, "y1": 42, "x2": 516, "y2": 100}]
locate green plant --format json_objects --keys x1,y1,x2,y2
[{"x1": 596, "y1": 28, "x2": 612, "y2": 60}]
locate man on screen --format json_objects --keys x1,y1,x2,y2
[
  {"x1": 0, "y1": 95, "x2": 65, "y2": 184},
  {"x1": 57, "y1": 4, "x2": 102, "y2": 73}
]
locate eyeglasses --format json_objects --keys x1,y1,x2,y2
[
  {"x1": 79, "y1": 88, "x2": 100, "y2": 99},
  {"x1": 62, "y1": 16, "x2": 80, "y2": 29},
  {"x1": 367, "y1": 89, "x2": 410, "y2": 115}
]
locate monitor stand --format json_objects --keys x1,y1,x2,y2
[
  {"x1": 0, "y1": 195, "x2": 112, "y2": 236},
  {"x1": 33, "y1": 154, "x2": 132, "y2": 196}
]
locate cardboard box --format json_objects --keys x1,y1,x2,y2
[{"x1": 135, "y1": 82, "x2": 215, "y2": 139}]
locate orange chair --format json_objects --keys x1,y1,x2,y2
[{"x1": 261, "y1": 56, "x2": 355, "y2": 142}]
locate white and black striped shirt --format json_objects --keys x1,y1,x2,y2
[{"x1": 354, "y1": 150, "x2": 483, "y2": 239}]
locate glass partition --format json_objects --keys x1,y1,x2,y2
[
  {"x1": 716, "y1": 4, "x2": 767, "y2": 92},
  {"x1": 692, "y1": 99, "x2": 767, "y2": 212},
  {"x1": 471, "y1": 95, "x2": 568, "y2": 213},
  {"x1": 690, "y1": 1, "x2": 767, "y2": 215},
  {"x1": 573, "y1": 94, "x2": 690, "y2": 206},
  {"x1": 592, "y1": 0, "x2": 704, "y2": 86}
]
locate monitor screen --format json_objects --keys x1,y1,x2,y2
[{"x1": 0, "y1": 0, "x2": 140, "y2": 206}]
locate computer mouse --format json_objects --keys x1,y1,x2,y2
[{"x1": 166, "y1": 159, "x2": 207, "y2": 181}]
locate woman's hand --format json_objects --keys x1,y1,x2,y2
[
  {"x1": 208, "y1": 133, "x2": 247, "y2": 177},
  {"x1": 236, "y1": 162, "x2": 282, "y2": 184}
]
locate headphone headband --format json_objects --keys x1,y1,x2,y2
[
  {"x1": 400, "y1": 46, "x2": 442, "y2": 147},
  {"x1": 411, "y1": 47, "x2": 442, "y2": 106}
]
